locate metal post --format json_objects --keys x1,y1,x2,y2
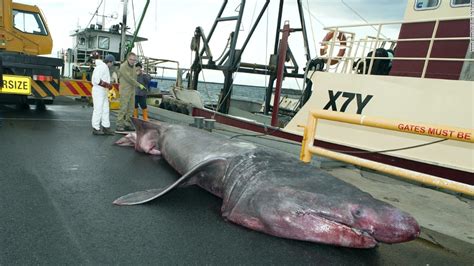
[
  {"x1": 0, "y1": 56, "x2": 3, "y2": 87},
  {"x1": 367, "y1": 24, "x2": 382, "y2": 74},
  {"x1": 264, "y1": 75, "x2": 276, "y2": 114},
  {"x1": 297, "y1": 0, "x2": 311, "y2": 62},
  {"x1": 217, "y1": 0, "x2": 246, "y2": 114},
  {"x1": 299, "y1": 114, "x2": 317, "y2": 163},
  {"x1": 325, "y1": 27, "x2": 339, "y2": 67},
  {"x1": 273, "y1": 0, "x2": 284, "y2": 55},
  {"x1": 271, "y1": 23, "x2": 291, "y2": 127},
  {"x1": 421, "y1": 20, "x2": 439, "y2": 78},
  {"x1": 120, "y1": 0, "x2": 129, "y2": 62},
  {"x1": 239, "y1": 0, "x2": 270, "y2": 56},
  {"x1": 102, "y1": 0, "x2": 106, "y2": 29},
  {"x1": 264, "y1": 0, "x2": 284, "y2": 115},
  {"x1": 199, "y1": 0, "x2": 228, "y2": 58}
]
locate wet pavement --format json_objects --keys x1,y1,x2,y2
[{"x1": 0, "y1": 97, "x2": 472, "y2": 265}]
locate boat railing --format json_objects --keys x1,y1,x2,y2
[
  {"x1": 319, "y1": 16, "x2": 473, "y2": 78},
  {"x1": 140, "y1": 57, "x2": 191, "y2": 89}
]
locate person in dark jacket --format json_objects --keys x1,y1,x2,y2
[{"x1": 133, "y1": 62, "x2": 151, "y2": 121}]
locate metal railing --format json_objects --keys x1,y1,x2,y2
[
  {"x1": 299, "y1": 109, "x2": 474, "y2": 196},
  {"x1": 319, "y1": 16, "x2": 473, "y2": 77}
]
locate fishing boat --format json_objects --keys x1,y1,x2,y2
[
  {"x1": 62, "y1": 0, "x2": 150, "y2": 81},
  {"x1": 61, "y1": 0, "x2": 472, "y2": 188},
  {"x1": 166, "y1": 0, "x2": 472, "y2": 187}
]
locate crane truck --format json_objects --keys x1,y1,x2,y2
[{"x1": 0, "y1": 0, "x2": 62, "y2": 109}]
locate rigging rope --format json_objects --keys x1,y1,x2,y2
[
  {"x1": 340, "y1": 0, "x2": 387, "y2": 39},
  {"x1": 264, "y1": 3, "x2": 269, "y2": 100},
  {"x1": 85, "y1": 0, "x2": 104, "y2": 33},
  {"x1": 130, "y1": 0, "x2": 144, "y2": 58},
  {"x1": 304, "y1": 0, "x2": 319, "y2": 56}
]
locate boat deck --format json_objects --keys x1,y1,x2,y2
[{"x1": 0, "y1": 97, "x2": 472, "y2": 264}]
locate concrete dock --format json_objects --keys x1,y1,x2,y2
[{"x1": 0, "y1": 97, "x2": 472, "y2": 265}]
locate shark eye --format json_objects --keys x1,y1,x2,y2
[{"x1": 352, "y1": 209, "x2": 363, "y2": 218}]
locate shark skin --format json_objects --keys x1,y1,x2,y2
[{"x1": 114, "y1": 118, "x2": 420, "y2": 249}]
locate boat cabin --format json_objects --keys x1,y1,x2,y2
[
  {"x1": 390, "y1": 0, "x2": 471, "y2": 79},
  {"x1": 64, "y1": 23, "x2": 147, "y2": 79},
  {"x1": 69, "y1": 23, "x2": 147, "y2": 64}
]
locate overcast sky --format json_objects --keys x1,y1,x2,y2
[{"x1": 19, "y1": 0, "x2": 408, "y2": 86}]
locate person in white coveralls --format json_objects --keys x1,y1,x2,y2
[{"x1": 91, "y1": 54, "x2": 116, "y2": 135}]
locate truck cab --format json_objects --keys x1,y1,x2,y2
[
  {"x1": 0, "y1": 0, "x2": 62, "y2": 109},
  {"x1": 1, "y1": 1, "x2": 52, "y2": 55}
]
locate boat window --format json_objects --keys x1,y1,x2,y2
[
  {"x1": 414, "y1": 0, "x2": 440, "y2": 10},
  {"x1": 98, "y1": 36, "x2": 110, "y2": 50},
  {"x1": 88, "y1": 36, "x2": 97, "y2": 49},
  {"x1": 79, "y1": 37, "x2": 86, "y2": 46},
  {"x1": 451, "y1": 0, "x2": 471, "y2": 6},
  {"x1": 12, "y1": 9, "x2": 48, "y2": 35}
]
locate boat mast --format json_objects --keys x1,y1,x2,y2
[
  {"x1": 125, "y1": 0, "x2": 150, "y2": 57},
  {"x1": 102, "y1": 0, "x2": 106, "y2": 29},
  {"x1": 120, "y1": 0, "x2": 128, "y2": 61}
]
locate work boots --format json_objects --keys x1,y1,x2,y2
[
  {"x1": 92, "y1": 127, "x2": 114, "y2": 136},
  {"x1": 143, "y1": 108, "x2": 149, "y2": 121},
  {"x1": 102, "y1": 127, "x2": 115, "y2": 135},
  {"x1": 92, "y1": 128, "x2": 104, "y2": 135},
  {"x1": 115, "y1": 125, "x2": 134, "y2": 133}
]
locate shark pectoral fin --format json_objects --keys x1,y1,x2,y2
[
  {"x1": 113, "y1": 157, "x2": 227, "y2": 206},
  {"x1": 113, "y1": 188, "x2": 168, "y2": 206}
]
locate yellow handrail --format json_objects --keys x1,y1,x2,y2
[{"x1": 300, "y1": 110, "x2": 474, "y2": 196}]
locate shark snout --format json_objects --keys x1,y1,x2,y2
[
  {"x1": 347, "y1": 203, "x2": 420, "y2": 244},
  {"x1": 373, "y1": 209, "x2": 420, "y2": 243},
  {"x1": 365, "y1": 206, "x2": 420, "y2": 243}
]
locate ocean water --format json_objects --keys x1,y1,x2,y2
[{"x1": 151, "y1": 78, "x2": 302, "y2": 105}]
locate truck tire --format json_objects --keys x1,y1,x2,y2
[
  {"x1": 35, "y1": 99, "x2": 46, "y2": 111},
  {"x1": 16, "y1": 96, "x2": 30, "y2": 110}
]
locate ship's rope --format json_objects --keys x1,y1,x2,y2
[
  {"x1": 264, "y1": 4, "x2": 269, "y2": 89},
  {"x1": 86, "y1": 0, "x2": 105, "y2": 33},
  {"x1": 340, "y1": 0, "x2": 387, "y2": 39},
  {"x1": 214, "y1": 34, "x2": 232, "y2": 63},
  {"x1": 227, "y1": 126, "x2": 449, "y2": 155},
  {"x1": 328, "y1": 138, "x2": 448, "y2": 154},
  {"x1": 196, "y1": 57, "x2": 214, "y2": 109},
  {"x1": 305, "y1": 0, "x2": 319, "y2": 56},
  {"x1": 71, "y1": 0, "x2": 104, "y2": 54}
]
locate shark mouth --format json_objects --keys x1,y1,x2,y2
[
  {"x1": 291, "y1": 210, "x2": 419, "y2": 248},
  {"x1": 233, "y1": 209, "x2": 380, "y2": 249},
  {"x1": 295, "y1": 212, "x2": 379, "y2": 248}
]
